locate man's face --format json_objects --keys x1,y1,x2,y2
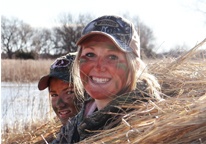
[{"x1": 49, "y1": 77, "x2": 78, "y2": 125}]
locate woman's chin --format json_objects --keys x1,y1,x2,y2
[{"x1": 88, "y1": 90, "x2": 114, "y2": 100}]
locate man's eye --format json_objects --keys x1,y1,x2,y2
[
  {"x1": 86, "y1": 53, "x2": 95, "y2": 57},
  {"x1": 109, "y1": 55, "x2": 118, "y2": 60},
  {"x1": 67, "y1": 91, "x2": 74, "y2": 95}
]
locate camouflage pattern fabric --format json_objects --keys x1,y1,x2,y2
[
  {"x1": 52, "y1": 81, "x2": 151, "y2": 143},
  {"x1": 51, "y1": 116, "x2": 78, "y2": 144}
]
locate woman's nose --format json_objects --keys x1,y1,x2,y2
[
  {"x1": 94, "y1": 58, "x2": 106, "y2": 71},
  {"x1": 56, "y1": 97, "x2": 66, "y2": 108}
]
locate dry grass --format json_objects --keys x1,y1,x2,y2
[
  {"x1": 1, "y1": 83, "x2": 55, "y2": 144},
  {"x1": 1, "y1": 39, "x2": 206, "y2": 143},
  {"x1": 1, "y1": 59, "x2": 56, "y2": 144},
  {"x1": 1, "y1": 59, "x2": 54, "y2": 82},
  {"x1": 79, "y1": 96, "x2": 206, "y2": 144},
  {"x1": 1, "y1": 117, "x2": 60, "y2": 144}
]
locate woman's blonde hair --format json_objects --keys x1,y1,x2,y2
[
  {"x1": 73, "y1": 46, "x2": 161, "y2": 101},
  {"x1": 73, "y1": 47, "x2": 85, "y2": 100},
  {"x1": 124, "y1": 52, "x2": 161, "y2": 100}
]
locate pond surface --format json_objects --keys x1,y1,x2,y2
[{"x1": 1, "y1": 82, "x2": 55, "y2": 129}]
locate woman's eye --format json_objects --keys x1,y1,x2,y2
[
  {"x1": 86, "y1": 53, "x2": 95, "y2": 57},
  {"x1": 67, "y1": 91, "x2": 74, "y2": 95},
  {"x1": 51, "y1": 94, "x2": 58, "y2": 97},
  {"x1": 109, "y1": 55, "x2": 118, "y2": 60}
]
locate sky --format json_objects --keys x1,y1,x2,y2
[{"x1": 1, "y1": 0, "x2": 206, "y2": 53}]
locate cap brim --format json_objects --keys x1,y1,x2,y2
[
  {"x1": 38, "y1": 73, "x2": 71, "y2": 91},
  {"x1": 76, "y1": 31, "x2": 133, "y2": 53},
  {"x1": 38, "y1": 75, "x2": 51, "y2": 90}
]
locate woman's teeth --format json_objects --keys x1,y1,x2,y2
[
  {"x1": 59, "y1": 111, "x2": 69, "y2": 115},
  {"x1": 92, "y1": 77, "x2": 109, "y2": 83}
]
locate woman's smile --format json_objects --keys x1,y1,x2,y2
[
  {"x1": 58, "y1": 109, "x2": 71, "y2": 118},
  {"x1": 91, "y1": 76, "x2": 110, "y2": 84}
]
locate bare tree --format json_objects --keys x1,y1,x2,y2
[
  {"x1": 1, "y1": 16, "x2": 19, "y2": 58},
  {"x1": 15, "y1": 21, "x2": 34, "y2": 52},
  {"x1": 1, "y1": 16, "x2": 35, "y2": 59},
  {"x1": 1, "y1": 14, "x2": 157, "y2": 59},
  {"x1": 32, "y1": 28, "x2": 54, "y2": 58},
  {"x1": 52, "y1": 13, "x2": 94, "y2": 55}
]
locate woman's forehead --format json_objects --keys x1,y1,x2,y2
[
  {"x1": 81, "y1": 34, "x2": 113, "y2": 44},
  {"x1": 82, "y1": 42, "x2": 118, "y2": 51},
  {"x1": 81, "y1": 35, "x2": 123, "y2": 53}
]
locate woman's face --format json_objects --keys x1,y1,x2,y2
[
  {"x1": 79, "y1": 35, "x2": 128, "y2": 100},
  {"x1": 49, "y1": 77, "x2": 78, "y2": 125}
]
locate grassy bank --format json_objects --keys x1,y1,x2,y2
[{"x1": 1, "y1": 59, "x2": 54, "y2": 82}]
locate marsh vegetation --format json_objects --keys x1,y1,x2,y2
[{"x1": 1, "y1": 44, "x2": 206, "y2": 143}]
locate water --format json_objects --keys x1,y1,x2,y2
[{"x1": 1, "y1": 82, "x2": 55, "y2": 129}]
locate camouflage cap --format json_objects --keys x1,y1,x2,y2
[
  {"x1": 38, "y1": 53, "x2": 76, "y2": 90},
  {"x1": 76, "y1": 15, "x2": 140, "y2": 57}
]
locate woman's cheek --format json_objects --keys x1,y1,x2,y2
[
  {"x1": 51, "y1": 99, "x2": 58, "y2": 112},
  {"x1": 113, "y1": 65, "x2": 128, "y2": 86},
  {"x1": 80, "y1": 62, "x2": 92, "y2": 85}
]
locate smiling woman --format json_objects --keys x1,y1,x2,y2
[
  {"x1": 49, "y1": 78, "x2": 77, "y2": 125},
  {"x1": 38, "y1": 53, "x2": 82, "y2": 126},
  {"x1": 79, "y1": 35, "x2": 129, "y2": 109},
  {"x1": 52, "y1": 15, "x2": 162, "y2": 143}
]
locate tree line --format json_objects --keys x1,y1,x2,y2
[{"x1": 1, "y1": 13, "x2": 157, "y2": 59}]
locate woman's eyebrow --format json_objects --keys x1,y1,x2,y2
[
  {"x1": 49, "y1": 90, "x2": 56, "y2": 93},
  {"x1": 63, "y1": 86, "x2": 74, "y2": 91},
  {"x1": 107, "y1": 49, "x2": 120, "y2": 52},
  {"x1": 83, "y1": 45, "x2": 95, "y2": 50}
]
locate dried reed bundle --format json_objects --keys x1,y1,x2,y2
[
  {"x1": 149, "y1": 38, "x2": 206, "y2": 98},
  {"x1": 22, "y1": 117, "x2": 61, "y2": 144},
  {"x1": 78, "y1": 95, "x2": 206, "y2": 144}
]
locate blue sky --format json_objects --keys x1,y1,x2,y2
[{"x1": 1, "y1": 0, "x2": 206, "y2": 53}]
